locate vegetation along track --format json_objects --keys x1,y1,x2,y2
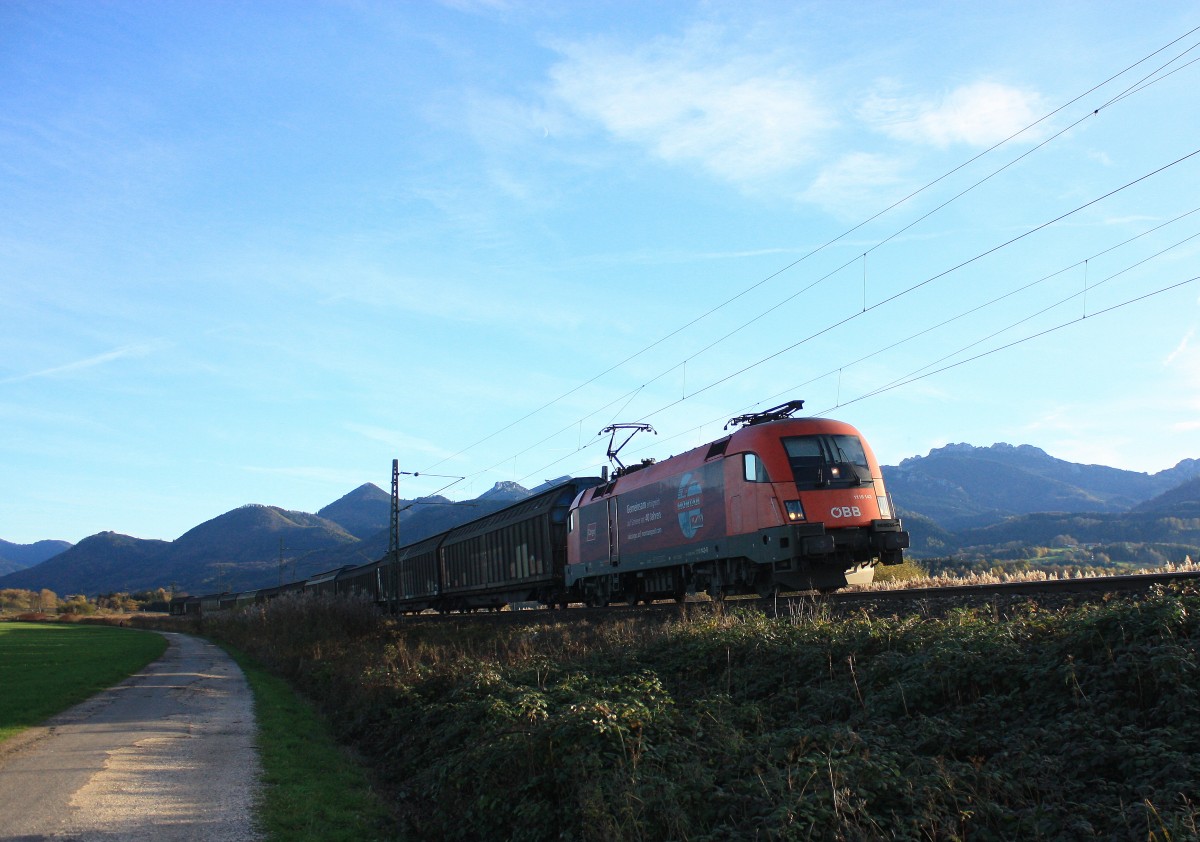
[{"x1": 186, "y1": 568, "x2": 1200, "y2": 840}]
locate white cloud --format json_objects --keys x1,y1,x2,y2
[
  {"x1": 1164, "y1": 329, "x2": 1194, "y2": 366},
  {"x1": 436, "y1": 0, "x2": 512, "y2": 12},
  {"x1": 344, "y1": 423, "x2": 459, "y2": 462},
  {"x1": 800, "y1": 152, "x2": 907, "y2": 217},
  {"x1": 860, "y1": 80, "x2": 1045, "y2": 148},
  {"x1": 1, "y1": 340, "x2": 169, "y2": 384},
  {"x1": 461, "y1": 91, "x2": 573, "y2": 153},
  {"x1": 1161, "y1": 328, "x2": 1200, "y2": 432},
  {"x1": 548, "y1": 27, "x2": 834, "y2": 185},
  {"x1": 1021, "y1": 405, "x2": 1075, "y2": 434},
  {"x1": 317, "y1": 264, "x2": 583, "y2": 332},
  {"x1": 239, "y1": 464, "x2": 374, "y2": 487}
]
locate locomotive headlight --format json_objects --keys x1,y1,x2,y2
[
  {"x1": 877, "y1": 496, "x2": 892, "y2": 518},
  {"x1": 829, "y1": 466, "x2": 841, "y2": 479},
  {"x1": 785, "y1": 500, "x2": 806, "y2": 521}
]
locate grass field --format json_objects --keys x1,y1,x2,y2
[{"x1": 0, "y1": 622, "x2": 167, "y2": 744}]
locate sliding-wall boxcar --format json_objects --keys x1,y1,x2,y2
[
  {"x1": 386, "y1": 532, "x2": 444, "y2": 612},
  {"x1": 304, "y1": 566, "x2": 354, "y2": 597},
  {"x1": 374, "y1": 477, "x2": 602, "y2": 613},
  {"x1": 434, "y1": 478, "x2": 602, "y2": 611}
]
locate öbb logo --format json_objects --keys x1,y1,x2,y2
[
  {"x1": 676, "y1": 472, "x2": 705, "y2": 538},
  {"x1": 830, "y1": 506, "x2": 862, "y2": 519}
]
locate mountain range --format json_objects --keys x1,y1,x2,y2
[
  {"x1": 882, "y1": 443, "x2": 1200, "y2": 529},
  {"x1": 883, "y1": 444, "x2": 1200, "y2": 559},
  {"x1": 3, "y1": 444, "x2": 1199, "y2": 596},
  {"x1": 0, "y1": 539, "x2": 72, "y2": 577}
]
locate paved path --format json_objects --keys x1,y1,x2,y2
[{"x1": 0, "y1": 632, "x2": 261, "y2": 841}]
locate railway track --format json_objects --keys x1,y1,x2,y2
[{"x1": 391, "y1": 569, "x2": 1200, "y2": 627}]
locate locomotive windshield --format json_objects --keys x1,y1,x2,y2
[{"x1": 782, "y1": 434, "x2": 872, "y2": 489}]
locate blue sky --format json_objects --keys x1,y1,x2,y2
[{"x1": 3, "y1": 1, "x2": 1200, "y2": 545}]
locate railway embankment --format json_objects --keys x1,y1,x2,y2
[{"x1": 184, "y1": 582, "x2": 1200, "y2": 841}]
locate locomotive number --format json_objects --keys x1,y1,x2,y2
[{"x1": 830, "y1": 506, "x2": 862, "y2": 519}]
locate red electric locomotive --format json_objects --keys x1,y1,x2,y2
[{"x1": 565, "y1": 401, "x2": 908, "y2": 604}]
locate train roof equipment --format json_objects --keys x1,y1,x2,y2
[
  {"x1": 725, "y1": 399, "x2": 807, "y2": 429},
  {"x1": 600, "y1": 423, "x2": 657, "y2": 477}
]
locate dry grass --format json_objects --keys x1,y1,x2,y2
[{"x1": 857, "y1": 557, "x2": 1200, "y2": 592}]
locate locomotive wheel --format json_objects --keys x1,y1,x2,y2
[
  {"x1": 631, "y1": 581, "x2": 649, "y2": 606},
  {"x1": 757, "y1": 575, "x2": 783, "y2": 599},
  {"x1": 585, "y1": 578, "x2": 613, "y2": 608},
  {"x1": 673, "y1": 571, "x2": 688, "y2": 604}
]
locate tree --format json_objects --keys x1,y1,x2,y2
[
  {"x1": 1, "y1": 589, "x2": 32, "y2": 613},
  {"x1": 58, "y1": 594, "x2": 95, "y2": 615},
  {"x1": 98, "y1": 592, "x2": 138, "y2": 612}
]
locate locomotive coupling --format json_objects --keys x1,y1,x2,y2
[
  {"x1": 869, "y1": 519, "x2": 910, "y2": 553},
  {"x1": 785, "y1": 519, "x2": 909, "y2": 562}
]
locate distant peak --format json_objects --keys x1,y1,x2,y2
[
  {"x1": 480, "y1": 481, "x2": 529, "y2": 499},
  {"x1": 350, "y1": 482, "x2": 386, "y2": 495},
  {"x1": 898, "y1": 442, "x2": 1056, "y2": 468},
  {"x1": 1009, "y1": 443, "x2": 1051, "y2": 458},
  {"x1": 923, "y1": 442, "x2": 1051, "y2": 459},
  {"x1": 937, "y1": 442, "x2": 978, "y2": 454},
  {"x1": 323, "y1": 483, "x2": 388, "y2": 505}
]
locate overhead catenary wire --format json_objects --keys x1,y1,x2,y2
[
  {"x1": 399, "y1": 28, "x2": 1200, "y2": 498},
  {"x1": 450, "y1": 134, "x2": 1200, "y2": 493},
  {"x1": 512, "y1": 198, "x2": 1200, "y2": 481},
  {"x1": 413, "y1": 26, "x2": 1200, "y2": 482},
  {"x1": 831, "y1": 274, "x2": 1200, "y2": 413},
  {"x1": 506, "y1": 202, "x2": 1200, "y2": 487},
  {"x1": 623, "y1": 34, "x2": 1200, "y2": 417},
  {"x1": 478, "y1": 142, "x2": 1200, "y2": 492},
  {"x1": 760, "y1": 205, "x2": 1200, "y2": 410},
  {"x1": 511, "y1": 271, "x2": 1200, "y2": 489},
  {"x1": 854, "y1": 237, "x2": 1200, "y2": 403},
  {"x1": 625, "y1": 147, "x2": 1200, "y2": 424},
  {"x1": 448, "y1": 149, "x2": 1200, "y2": 494}
]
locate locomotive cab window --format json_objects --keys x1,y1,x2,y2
[
  {"x1": 782, "y1": 434, "x2": 871, "y2": 490},
  {"x1": 743, "y1": 453, "x2": 771, "y2": 482}
]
